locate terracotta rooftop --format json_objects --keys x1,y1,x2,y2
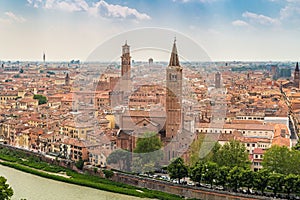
[{"x1": 253, "y1": 148, "x2": 265, "y2": 154}]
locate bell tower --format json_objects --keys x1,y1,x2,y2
[
  {"x1": 294, "y1": 62, "x2": 299, "y2": 88},
  {"x1": 121, "y1": 41, "x2": 131, "y2": 80},
  {"x1": 165, "y1": 39, "x2": 183, "y2": 141},
  {"x1": 215, "y1": 72, "x2": 221, "y2": 88}
]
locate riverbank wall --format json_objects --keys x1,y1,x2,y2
[
  {"x1": 112, "y1": 172, "x2": 271, "y2": 200},
  {"x1": 1, "y1": 144, "x2": 271, "y2": 200}
]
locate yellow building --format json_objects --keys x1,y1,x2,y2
[
  {"x1": 105, "y1": 115, "x2": 115, "y2": 129},
  {"x1": 60, "y1": 121, "x2": 94, "y2": 140}
]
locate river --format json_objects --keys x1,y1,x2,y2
[{"x1": 0, "y1": 165, "x2": 143, "y2": 200}]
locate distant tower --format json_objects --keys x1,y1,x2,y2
[
  {"x1": 166, "y1": 39, "x2": 183, "y2": 141},
  {"x1": 294, "y1": 62, "x2": 300, "y2": 88},
  {"x1": 247, "y1": 71, "x2": 250, "y2": 80},
  {"x1": 148, "y1": 58, "x2": 153, "y2": 66},
  {"x1": 121, "y1": 41, "x2": 131, "y2": 80},
  {"x1": 271, "y1": 65, "x2": 278, "y2": 80},
  {"x1": 65, "y1": 73, "x2": 70, "y2": 86},
  {"x1": 43, "y1": 52, "x2": 46, "y2": 63},
  {"x1": 215, "y1": 72, "x2": 221, "y2": 88}
]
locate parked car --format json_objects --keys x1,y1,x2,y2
[{"x1": 187, "y1": 182, "x2": 195, "y2": 186}]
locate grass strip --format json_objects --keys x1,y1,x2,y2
[{"x1": 0, "y1": 161, "x2": 183, "y2": 200}]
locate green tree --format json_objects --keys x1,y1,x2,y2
[
  {"x1": 107, "y1": 149, "x2": 131, "y2": 171},
  {"x1": 240, "y1": 168, "x2": 254, "y2": 193},
  {"x1": 0, "y1": 176, "x2": 14, "y2": 200},
  {"x1": 189, "y1": 161, "x2": 204, "y2": 183},
  {"x1": 289, "y1": 149, "x2": 300, "y2": 175},
  {"x1": 188, "y1": 134, "x2": 220, "y2": 166},
  {"x1": 93, "y1": 167, "x2": 98, "y2": 174},
  {"x1": 133, "y1": 132, "x2": 163, "y2": 173},
  {"x1": 283, "y1": 174, "x2": 298, "y2": 197},
  {"x1": 167, "y1": 157, "x2": 188, "y2": 184},
  {"x1": 189, "y1": 134, "x2": 205, "y2": 166},
  {"x1": 216, "y1": 166, "x2": 229, "y2": 189},
  {"x1": 33, "y1": 94, "x2": 47, "y2": 105},
  {"x1": 227, "y1": 166, "x2": 243, "y2": 191},
  {"x1": 75, "y1": 158, "x2": 84, "y2": 170},
  {"x1": 134, "y1": 132, "x2": 162, "y2": 153},
  {"x1": 262, "y1": 145, "x2": 300, "y2": 175},
  {"x1": 202, "y1": 161, "x2": 218, "y2": 188},
  {"x1": 212, "y1": 140, "x2": 250, "y2": 168},
  {"x1": 253, "y1": 168, "x2": 269, "y2": 194},
  {"x1": 102, "y1": 169, "x2": 114, "y2": 179},
  {"x1": 268, "y1": 173, "x2": 284, "y2": 196}
]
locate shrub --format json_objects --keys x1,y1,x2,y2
[{"x1": 103, "y1": 169, "x2": 114, "y2": 179}]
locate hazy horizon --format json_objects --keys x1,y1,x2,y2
[{"x1": 1, "y1": 0, "x2": 300, "y2": 62}]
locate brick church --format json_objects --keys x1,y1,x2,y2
[{"x1": 116, "y1": 40, "x2": 188, "y2": 162}]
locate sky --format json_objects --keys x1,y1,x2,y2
[{"x1": 0, "y1": 0, "x2": 300, "y2": 61}]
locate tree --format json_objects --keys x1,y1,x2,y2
[
  {"x1": 212, "y1": 140, "x2": 250, "y2": 168},
  {"x1": 262, "y1": 145, "x2": 300, "y2": 175},
  {"x1": 167, "y1": 157, "x2": 188, "y2": 184},
  {"x1": 227, "y1": 166, "x2": 243, "y2": 191},
  {"x1": 189, "y1": 134, "x2": 205, "y2": 166},
  {"x1": 283, "y1": 174, "x2": 298, "y2": 198},
  {"x1": 134, "y1": 132, "x2": 162, "y2": 153},
  {"x1": 93, "y1": 167, "x2": 98, "y2": 174},
  {"x1": 33, "y1": 94, "x2": 47, "y2": 105},
  {"x1": 102, "y1": 169, "x2": 114, "y2": 179},
  {"x1": 0, "y1": 176, "x2": 13, "y2": 200},
  {"x1": 189, "y1": 161, "x2": 204, "y2": 183},
  {"x1": 216, "y1": 166, "x2": 229, "y2": 189},
  {"x1": 202, "y1": 161, "x2": 218, "y2": 188},
  {"x1": 107, "y1": 149, "x2": 131, "y2": 171},
  {"x1": 240, "y1": 168, "x2": 254, "y2": 193},
  {"x1": 253, "y1": 168, "x2": 269, "y2": 194},
  {"x1": 75, "y1": 158, "x2": 84, "y2": 170},
  {"x1": 268, "y1": 173, "x2": 284, "y2": 196},
  {"x1": 188, "y1": 134, "x2": 220, "y2": 166},
  {"x1": 133, "y1": 132, "x2": 163, "y2": 173}
]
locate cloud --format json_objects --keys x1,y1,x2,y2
[
  {"x1": 27, "y1": 0, "x2": 43, "y2": 8},
  {"x1": 280, "y1": 3, "x2": 300, "y2": 20},
  {"x1": 232, "y1": 20, "x2": 249, "y2": 27},
  {"x1": 0, "y1": 12, "x2": 26, "y2": 24},
  {"x1": 90, "y1": 0, "x2": 150, "y2": 20},
  {"x1": 5, "y1": 12, "x2": 27, "y2": 23},
  {"x1": 27, "y1": 0, "x2": 151, "y2": 20},
  {"x1": 242, "y1": 11, "x2": 280, "y2": 25},
  {"x1": 43, "y1": 0, "x2": 89, "y2": 12}
]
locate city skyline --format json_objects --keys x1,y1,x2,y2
[{"x1": 0, "y1": 0, "x2": 300, "y2": 61}]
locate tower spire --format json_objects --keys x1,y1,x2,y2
[
  {"x1": 169, "y1": 39, "x2": 180, "y2": 66},
  {"x1": 296, "y1": 62, "x2": 299, "y2": 72}
]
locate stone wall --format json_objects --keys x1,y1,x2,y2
[{"x1": 112, "y1": 172, "x2": 271, "y2": 200}]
